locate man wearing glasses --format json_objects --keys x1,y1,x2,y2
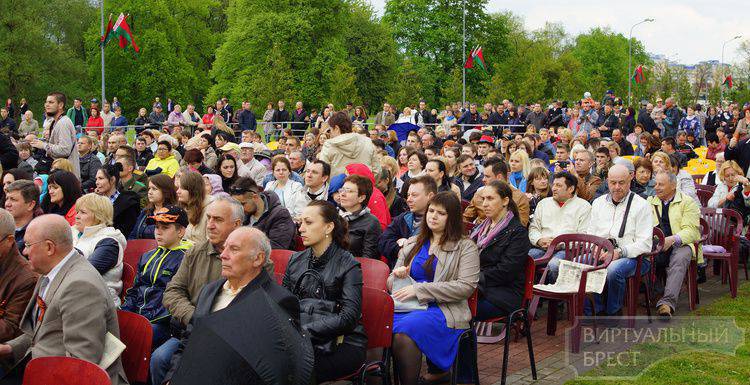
[{"x1": 0, "y1": 214, "x2": 128, "y2": 384}]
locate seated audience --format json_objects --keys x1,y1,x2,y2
[
  {"x1": 425, "y1": 158, "x2": 461, "y2": 196},
  {"x1": 71, "y1": 193, "x2": 127, "y2": 306},
  {"x1": 283, "y1": 201, "x2": 366, "y2": 382},
  {"x1": 463, "y1": 157, "x2": 530, "y2": 226},
  {"x1": 454, "y1": 154, "x2": 484, "y2": 201},
  {"x1": 265, "y1": 156, "x2": 306, "y2": 219},
  {"x1": 633, "y1": 157, "x2": 656, "y2": 198},
  {"x1": 589, "y1": 165, "x2": 653, "y2": 316},
  {"x1": 130, "y1": 173, "x2": 178, "y2": 239},
  {"x1": 121, "y1": 205, "x2": 191, "y2": 349},
  {"x1": 229, "y1": 177, "x2": 296, "y2": 249},
  {"x1": 528, "y1": 172, "x2": 591, "y2": 276},
  {"x1": 708, "y1": 160, "x2": 743, "y2": 208},
  {"x1": 177, "y1": 170, "x2": 210, "y2": 244},
  {"x1": 388, "y1": 192, "x2": 479, "y2": 385},
  {"x1": 648, "y1": 170, "x2": 701, "y2": 320},
  {"x1": 4, "y1": 180, "x2": 40, "y2": 251},
  {"x1": 524, "y1": 166, "x2": 551, "y2": 218},
  {"x1": 41, "y1": 170, "x2": 82, "y2": 226},
  {"x1": 339, "y1": 174, "x2": 382, "y2": 260},
  {"x1": 94, "y1": 163, "x2": 140, "y2": 236},
  {"x1": 508, "y1": 149, "x2": 530, "y2": 192},
  {"x1": 0, "y1": 208, "x2": 37, "y2": 343},
  {"x1": 146, "y1": 140, "x2": 180, "y2": 177},
  {"x1": 471, "y1": 181, "x2": 529, "y2": 320}
]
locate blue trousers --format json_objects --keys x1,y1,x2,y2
[
  {"x1": 529, "y1": 247, "x2": 566, "y2": 281},
  {"x1": 589, "y1": 257, "x2": 650, "y2": 315},
  {"x1": 150, "y1": 336, "x2": 180, "y2": 385}
]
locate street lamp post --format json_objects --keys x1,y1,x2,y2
[
  {"x1": 628, "y1": 18, "x2": 654, "y2": 106},
  {"x1": 721, "y1": 35, "x2": 742, "y2": 102}
]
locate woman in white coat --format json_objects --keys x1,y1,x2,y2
[{"x1": 265, "y1": 156, "x2": 306, "y2": 219}]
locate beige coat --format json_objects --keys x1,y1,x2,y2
[
  {"x1": 6, "y1": 251, "x2": 128, "y2": 385},
  {"x1": 388, "y1": 237, "x2": 479, "y2": 329},
  {"x1": 317, "y1": 132, "x2": 381, "y2": 177}
]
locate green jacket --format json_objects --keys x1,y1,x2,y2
[
  {"x1": 65, "y1": 106, "x2": 88, "y2": 125},
  {"x1": 647, "y1": 191, "x2": 703, "y2": 264},
  {"x1": 119, "y1": 175, "x2": 147, "y2": 208}
]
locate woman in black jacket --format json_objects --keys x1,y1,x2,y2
[
  {"x1": 338, "y1": 174, "x2": 382, "y2": 260},
  {"x1": 470, "y1": 180, "x2": 530, "y2": 320},
  {"x1": 705, "y1": 106, "x2": 722, "y2": 137},
  {"x1": 94, "y1": 163, "x2": 141, "y2": 237},
  {"x1": 282, "y1": 200, "x2": 366, "y2": 382}
]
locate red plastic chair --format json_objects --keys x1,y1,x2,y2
[
  {"x1": 337, "y1": 287, "x2": 394, "y2": 384},
  {"x1": 701, "y1": 207, "x2": 744, "y2": 298},
  {"x1": 123, "y1": 239, "x2": 158, "y2": 268},
  {"x1": 23, "y1": 356, "x2": 111, "y2": 385},
  {"x1": 117, "y1": 310, "x2": 153, "y2": 384},
  {"x1": 696, "y1": 188, "x2": 713, "y2": 207},
  {"x1": 625, "y1": 227, "x2": 665, "y2": 327},
  {"x1": 474, "y1": 256, "x2": 537, "y2": 385},
  {"x1": 531, "y1": 234, "x2": 614, "y2": 353},
  {"x1": 356, "y1": 257, "x2": 390, "y2": 291},
  {"x1": 270, "y1": 249, "x2": 294, "y2": 277},
  {"x1": 120, "y1": 262, "x2": 136, "y2": 302}
]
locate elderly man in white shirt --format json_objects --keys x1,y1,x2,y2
[
  {"x1": 588, "y1": 165, "x2": 653, "y2": 316},
  {"x1": 528, "y1": 171, "x2": 591, "y2": 279},
  {"x1": 237, "y1": 142, "x2": 269, "y2": 187}
]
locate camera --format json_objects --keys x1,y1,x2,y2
[{"x1": 557, "y1": 160, "x2": 569, "y2": 169}]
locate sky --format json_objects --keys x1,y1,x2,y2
[{"x1": 369, "y1": 0, "x2": 747, "y2": 65}]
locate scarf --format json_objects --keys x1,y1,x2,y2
[{"x1": 471, "y1": 210, "x2": 514, "y2": 250}]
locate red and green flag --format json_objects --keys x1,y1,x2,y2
[
  {"x1": 464, "y1": 46, "x2": 487, "y2": 72},
  {"x1": 100, "y1": 14, "x2": 114, "y2": 45},
  {"x1": 632, "y1": 65, "x2": 644, "y2": 84},
  {"x1": 723, "y1": 75, "x2": 733, "y2": 88},
  {"x1": 101, "y1": 13, "x2": 140, "y2": 53}
]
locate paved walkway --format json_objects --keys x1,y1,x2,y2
[{"x1": 473, "y1": 271, "x2": 742, "y2": 385}]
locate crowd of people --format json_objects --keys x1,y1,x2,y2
[{"x1": 0, "y1": 89, "x2": 747, "y2": 385}]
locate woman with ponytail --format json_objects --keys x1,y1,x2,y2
[
  {"x1": 94, "y1": 162, "x2": 140, "y2": 236},
  {"x1": 470, "y1": 180, "x2": 530, "y2": 321},
  {"x1": 388, "y1": 192, "x2": 479, "y2": 385},
  {"x1": 282, "y1": 200, "x2": 366, "y2": 382}
]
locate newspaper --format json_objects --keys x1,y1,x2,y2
[
  {"x1": 392, "y1": 277, "x2": 428, "y2": 313},
  {"x1": 98, "y1": 331, "x2": 126, "y2": 369},
  {"x1": 533, "y1": 259, "x2": 608, "y2": 294}
]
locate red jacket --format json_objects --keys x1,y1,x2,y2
[
  {"x1": 87, "y1": 116, "x2": 104, "y2": 135},
  {"x1": 346, "y1": 163, "x2": 391, "y2": 230}
]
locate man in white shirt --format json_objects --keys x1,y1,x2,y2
[
  {"x1": 302, "y1": 160, "x2": 330, "y2": 204},
  {"x1": 237, "y1": 143, "x2": 268, "y2": 186},
  {"x1": 528, "y1": 172, "x2": 591, "y2": 278},
  {"x1": 588, "y1": 165, "x2": 653, "y2": 316}
]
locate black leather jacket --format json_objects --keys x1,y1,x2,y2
[{"x1": 282, "y1": 243, "x2": 367, "y2": 349}]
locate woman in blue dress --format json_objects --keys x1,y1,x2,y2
[{"x1": 388, "y1": 192, "x2": 480, "y2": 385}]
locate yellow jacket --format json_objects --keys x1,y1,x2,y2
[
  {"x1": 145, "y1": 154, "x2": 180, "y2": 178},
  {"x1": 647, "y1": 192, "x2": 703, "y2": 264}
]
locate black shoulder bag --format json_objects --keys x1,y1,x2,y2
[{"x1": 292, "y1": 268, "x2": 341, "y2": 355}]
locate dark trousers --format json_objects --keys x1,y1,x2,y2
[{"x1": 314, "y1": 343, "x2": 366, "y2": 382}]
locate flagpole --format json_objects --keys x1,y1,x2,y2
[
  {"x1": 461, "y1": 0, "x2": 466, "y2": 110},
  {"x1": 100, "y1": 0, "x2": 106, "y2": 104}
]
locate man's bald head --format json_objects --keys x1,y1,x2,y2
[
  {"x1": 607, "y1": 164, "x2": 632, "y2": 202},
  {"x1": 228, "y1": 227, "x2": 271, "y2": 264},
  {"x1": 24, "y1": 214, "x2": 74, "y2": 274},
  {"x1": 28, "y1": 214, "x2": 73, "y2": 248}
]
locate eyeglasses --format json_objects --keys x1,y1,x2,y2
[
  {"x1": 229, "y1": 186, "x2": 258, "y2": 196},
  {"x1": 24, "y1": 239, "x2": 49, "y2": 249}
]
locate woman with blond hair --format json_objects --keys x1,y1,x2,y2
[
  {"x1": 72, "y1": 193, "x2": 127, "y2": 306},
  {"x1": 708, "y1": 160, "x2": 746, "y2": 208},
  {"x1": 508, "y1": 149, "x2": 530, "y2": 192}
]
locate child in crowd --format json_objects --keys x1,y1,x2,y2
[{"x1": 120, "y1": 205, "x2": 193, "y2": 348}]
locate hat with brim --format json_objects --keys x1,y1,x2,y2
[{"x1": 146, "y1": 205, "x2": 189, "y2": 227}]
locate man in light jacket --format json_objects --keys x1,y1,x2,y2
[
  {"x1": 317, "y1": 111, "x2": 380, "y2": 177},
  {"x1": 30, "y1": 92, "x2": 80, "y2": 179}
]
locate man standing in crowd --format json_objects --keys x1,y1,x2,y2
[
  {"x1": 375, "y1": 103, "x2": 395, "y2": 127},
  {"x1": 77, "y1": 136, "x2": 102, "y2": 192},
  {"x1": 65, "y1": 98, "x2": 87, "y2": 129},
  {"x1": 417, "y1": 100, "x2": 435, "y2": 128},
  {"x1": 17, "y1": 111, "x2": 38, "y2": 137},
  {"x1": 463, "y1": 157, "x2": 530, "y2": 226},
  {"x1": 291, "y1": 101, "x2": 308, "y2": 131},
  {"x1": 525, "y1": 104, "x2": 546, "y2": 130},
  {"x1": 237, "y1": 101, "x2": 257, "y2": 133},
  {"x1": 0, "y1": 215, "x2": 128, "y2": 384},
  {"x1": 588, "y1": 165, "x2": 653, "y2": 317},
  {"x1": 302, "y1": 160, "x2": 330, "y2": 204},
  {"x1": 30, "y1": 92, "x2": 80, "y2": 178},
  {"x1": 528, "y1": 172, "x2": 591, "y2": 275},
  {"x1": 228, "y1": 178, "x2": 296, "y2": 250},
  {"x1": 458, "y1": 103, "x2": 481, "y2": 126},
  {"x1": 100, "y1": 102, "x2": 115, "y2": 129},
  {"x1": 638, "y1": 102, "x2": 658, "y2": 133},
  {"x1": 272, "y1": 100, "x2": 289, "y2": 135},
  {"x1": 4, "y1": 181, "x2": 39, "y2": 251},
  {"x1": 648, "y1": 171, "x2": 701, "y2": 320},
  {"x1": 150, "y1": 102, "x2": 166, "y2": 125},
  {"x1": 577, "y1": 100, "x2": 598, "y2": 135},
  {"x1": 0, "y1": 209, "x2": 37, "y2": 343},
  {"x1": 379, "y1": 175, "x2": 436, "y2": 267}
]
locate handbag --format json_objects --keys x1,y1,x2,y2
[{"x1": 292, "y1": 268, "x2": 340, "y2": 355}]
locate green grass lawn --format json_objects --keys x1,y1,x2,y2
[{"x1": 565, "y1": 282, "x2": 750, "y2": 385}]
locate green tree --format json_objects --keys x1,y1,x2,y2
[{"x1": 387, "y1": 58, "x2": 436, "y2": 109}]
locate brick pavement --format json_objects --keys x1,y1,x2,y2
[{"x1": 473, "y1": 271, "x2": 742, "y2": 385}]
